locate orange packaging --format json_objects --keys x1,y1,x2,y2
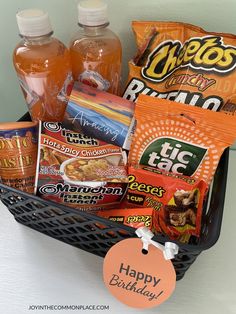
[
  {"x1": 129, "y1": 94, "x2": 236, "y2": 187},
  {"x1": 0, "y1": 122, "x2": 38, "y2": 194},
  {"x1": 123, "y1": 21, "x2": 236, "y2": 113},
  {"x1": 122, "y1": 165, "x2": 208, "y2": 238},
  {"x1": 96, "y1": 207, "x2": 154, "y2": 230}
]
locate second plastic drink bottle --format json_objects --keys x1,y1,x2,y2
[{"x1": 69, "y1": 0, "x2": 122, "y2": 95}]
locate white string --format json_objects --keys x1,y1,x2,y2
[{"x1": 135, "y1": 227, "x2": 179, "y2": 260}]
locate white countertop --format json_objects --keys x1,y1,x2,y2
[{"x1": 0, "y1": 151, "x2": 236, "y2": 314}]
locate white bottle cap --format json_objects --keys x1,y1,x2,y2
[
  {"x1": 78, "y1": 0, "x2": 108, "y2": 27},
  {"x1": 16, "y1": 9, "x2": 53, "y2": 37}
]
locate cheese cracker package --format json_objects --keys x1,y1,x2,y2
[
  {"x1": 123, "y1": 21, "x2": 236, "y2": 113},
  {"x1": 129, "y1": 94, "x2": 236, "y2": 187}
]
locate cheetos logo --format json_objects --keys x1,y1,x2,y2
[{"x1": 142, "y1": 36, "x2": 236, "y2": 82}]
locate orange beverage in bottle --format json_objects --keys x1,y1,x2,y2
[
  {"x1": 13, "y1": 9, "x2": 73, "y2": 122},
  {"x1": 69, "y1": 0, "x2": 122, "y2": 95}
]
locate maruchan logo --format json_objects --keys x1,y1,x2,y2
[
  {"x1": 141, "y1": 36, "x2": 236, "y2": 82},
  {"x1": 39, "y1": 183, "x2": 123, "y2": 196},
  {"x1": 39, "y1": 184, "x2": 58, "y2": 195},
  {"x1": 140, "y1": 137, "x2": 208, "y2": 176},
  {"x1": 43, "y1": 122, "x2": 61, "y2": 132}
]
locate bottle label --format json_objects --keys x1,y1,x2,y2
[
  {"x1": 18, "y1": 75, "x2": 41, "y2": 111},
  {"x1": 57, "y1": 72, "x2": 74, "y2": 102},
  {"x1": 17, "y1": 72, "x2": 73, "y2": 120},
  {"x1": 79, "y1": 70, "x2": 110, "y2": 91}
]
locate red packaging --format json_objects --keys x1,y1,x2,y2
[
  {"x1": 35, "y1": 122, "x2": 128, "y2": 211},
  {"x1": 122, "y1": 165, "x2": 208, "y2": 239}
]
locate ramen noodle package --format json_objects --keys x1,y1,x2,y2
[
  {"x1": 63, "y1": 82, "x2": 135, "y2": 150},
  {"x1": 0, "y1": 122, "x2": 38, "y2": 194},
  {"x1": 96, "y1": 207, "x2": 155, "y2": 230},
  {"x1": 122, "y1": 165, "x2": 208, "y2": 238},
  {"x1": 129, "y1": 94, "x2": 236, "y2": 187},
  {"x1": 123, "y1": 21, "x2": 236, "y2": 113},
  {"x1": 35, "y1": 122, "x2": 128, "y2": 211}
]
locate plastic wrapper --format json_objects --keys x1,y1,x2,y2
[
  {"x1": 128, "y1": 94, "x2": 236, "y2": 186},
  {"x1": 96, "y1": 207, "x2": 155, "y2": 230},
  {"x1": 122, "y1": 165, "x2": 208, "y2": 238},
  {"x1": 63, "y1": 82, "x2": 135, "y2": 150},
  {"x1": 35, "y1": 121, "x2": 128, "y2": 211},
  {"x1": 124, "y1": 21, "x2": 236, "y2": 113}
]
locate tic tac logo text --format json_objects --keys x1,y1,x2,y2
[{"x1": 140, "y1": 138, "x2": 208, "y2": 176}]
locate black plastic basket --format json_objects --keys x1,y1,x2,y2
[{"x1": 0, "y1": 138, "x2": 229, "y2": 280}]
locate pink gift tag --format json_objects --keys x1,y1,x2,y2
[{"x1": 103, "y1": 237, "x2": 176, "y2": 309}]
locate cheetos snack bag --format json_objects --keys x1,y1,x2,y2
[
  {"x1": 123, "y1": 21, "x2": 236, "y2": 113},
  {"x1": 129, "y1": 94, "x2": 236, "y2": 187}
]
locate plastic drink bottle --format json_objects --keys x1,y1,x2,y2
[
  {"x1": 13, "y1": 9, "x2": 73, "y2": 122},
  {"x1": 69, "y1": 0, "x2": 122, "y2": 95}
]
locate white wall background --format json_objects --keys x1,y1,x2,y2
[{"x1": 0, "y1": 0, "x2": 236, "y2": 121}]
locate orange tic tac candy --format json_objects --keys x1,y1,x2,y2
[{"x1": 129, "y1": 94, "x2": 236, "y2": 187}]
